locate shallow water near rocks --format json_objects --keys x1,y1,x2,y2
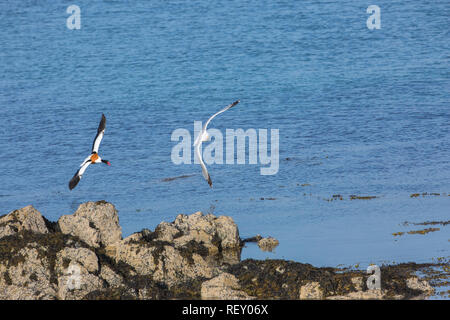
[{"x1": 0, "y1": 0, "x2": 448, "y2": 298}]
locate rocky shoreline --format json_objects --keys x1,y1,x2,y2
[{"x1": 0, "y1": 201, "x2": 439, "y2": 300}]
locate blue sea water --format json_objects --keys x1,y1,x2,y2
[{"x1": 0, "y1": 0, "x2": 449, "y2": 278}]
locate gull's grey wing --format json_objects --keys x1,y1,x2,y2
[{"x1": 203, "y1": 100, "x2": 240, "y2": 132}]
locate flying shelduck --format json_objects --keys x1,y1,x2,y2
[{"x1": 69, "y1": 113, "x2": 111, "y2": 190}]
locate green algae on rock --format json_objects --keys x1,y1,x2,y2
[
  {"x1": 349, "y1": 195, "x2": 378, "y2": 200},
  {"x1": 407, "y1": 228, "x2": 440, "y2": 235},
  {"x1": 0, "y1": 202, "x2": 443, "y2": 300}
]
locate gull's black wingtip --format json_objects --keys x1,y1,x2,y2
[
  {"x1": 227, "y1": 99, "x2": 240, "y2": 110},
  {"x1": 207, "y1": 175, "x2": 213, "y2": 188}
]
